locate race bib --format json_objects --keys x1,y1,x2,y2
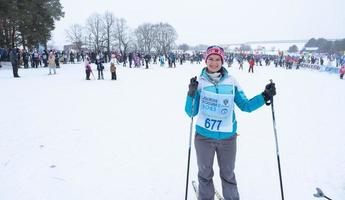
[{"x1": 197, "y1": 89, "x2": 234, "y2": 132}]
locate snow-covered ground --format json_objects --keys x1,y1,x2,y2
[{"x1": 0, "y1": 61, "x2": 344, "y2": 200}]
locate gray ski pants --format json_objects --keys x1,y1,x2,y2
[{"x1": 195, "y1": 134, "x2": 239, "y2": 200}]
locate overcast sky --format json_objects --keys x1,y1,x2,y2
[{"x1": 50, "y1": 0, "x2": 345, "y2": 48}]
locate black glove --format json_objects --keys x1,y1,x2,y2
[
  {"x1": 262, "y1": 82, "x2": 276, "y2": 105},
  {"x1": 188, "y1": 76, "x2": 198, "y2": 97}
]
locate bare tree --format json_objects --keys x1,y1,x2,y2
[
  {"x1": 86, "y1": 13, "x2": 105, "y2": 52},
  {"x1": 178, "y1": 43, "x2": 190, "y2": 52},
  {"x1": 193, "y1": 44, "x2": 208, "y2": 51},
  {"x1": 153, "y1": 23, "x2": 178, "y2": 55},
  {"x1": 103, "y1": 11, "x2": 115, "y2": 56},
  {"x1": 113, "y1": 18, "x2": 132, "y2": 55},
  {"x1": 135, "y1": 23, "x2": 156, "y2": 54},
  {"x1": 65, "y1": 24, "x2": 84, "y2": 52}
]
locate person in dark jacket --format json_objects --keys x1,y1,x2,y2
[
  {"x1": 32, "y1": 51, "x2": 40, "y2": 68},
  {"x1": 0, "y1": 48, "x2": 4, "y2": 68},
  {"x1": 128, "y1": 52, "x2": 133, "y2": 68},
  {"x1": 168, "y1": 52, "x2": 176, "y2": 68},
  {"x1": 96, "y1": 55, "x2": 104, "y2": 79},
  {"x1": 70, "y1": 51, "x2": 75, "y2": 64},
  {"x1": 42, "y1": 50, "x2": 48, "y2": 67},
  {"x1": 122, "y1": 52, "x2": 127, "y2": 67},
  {"x1": 10, "y1": 48, "x2": 20, "y2": 78},
  {"x1": 144, "y1": 54, "x2": 151, "y2": 69},
  {"x1": 23, "y1": 50, "x2": 29, "y2": 68},
  {"x1": 55, "y1": 51, "x2": 60, "y2": 68}
]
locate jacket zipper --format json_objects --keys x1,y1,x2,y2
[{"x1": 213, "y1": 82, "x2": 221, "y2": 139}]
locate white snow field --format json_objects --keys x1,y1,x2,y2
[{"x1": 0, "y1": 61, "x2": 344, "y2": 200}]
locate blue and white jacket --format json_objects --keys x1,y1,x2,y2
[{"x1": 185, "y1": 67, "x2": 265, "y2": 140}]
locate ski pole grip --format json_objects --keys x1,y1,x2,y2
[
  {"x1": 264, "y1": 79, "x2": 274, "y2": 106},
  {"x1": 269, "y1": 79, "x2": 274, "y2": 104}
]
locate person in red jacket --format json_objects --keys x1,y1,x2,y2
[
  {"x1": 339, "y1": 65, "x2": 345, "y2": 79},
  {"x1": 248, "y1": 58, "x2": 255, "y2": 73}
]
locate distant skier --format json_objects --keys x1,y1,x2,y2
[
  {"x1": 85, "y1": 57, "x2": 92, "y2": 80},
  {"x1": 55, "y1": 51, "x2": 60, "y2": 68},
  {"x1": 339, "y1": 65, "x2": 345, "y2": 79},
  {"x1": 70, "y1": 51, "x2": 75, "y2": 64},
  {"x1": 48, "y1": 51, "x2": 56, "y2": 75},
  {"x1": 248, "y1": 58, "x2": 255, "y2": 73},
  {"x1": 32, "y1": 50, "x2": 40, "y2": 68},
  {"x1": 226, "y1": 55, "x2": 233, "y2": 68},
  {"x1": 153, "y1": 54, "x2": 157, "y2": 64},
  {"x1": 168, "y1": 52, "x2": 176, "y2": 68},
  {"x1": 159, "y1": 55, "x2": 165, "y2": 67},
  {"x1": 144, "y1": 54, "x2": 151, "y2": 69},
  {"x1": 320, "y1": 57, "x2": 324, "y2": 66},
  {"x1": 185, "y1": 45, "x2": 276, "y2": 200},
  {"x1": 237, "y1": 57, "x2": 243, "y2": 70},
  {"x1": 23, "y1": 49, "x2": 29, "y2": 69},
  {"x1": 133, "y1": 53, "x2": 140, "y2": 67},
  {"x1": 0, "y1": 50, "x2": 2, "y2": 68},
  {"x1": 42, "y1": 50, "x2": 48, "y2": 67},
  {"x1": 122, "y1": 52, "x2": 127, "y2": 67},
  {"x1": 96, "y1": 55, "x2": 104, "y2": 80},
  {"x1": 10, "y1": 48, "x2": 20, "y2": 78},
  {"x1": 110, "y1": 54, "x2": 117, "y2": 80},
  {"x1": 128, "y1": 52, "x2": 133, "y2": 68}
]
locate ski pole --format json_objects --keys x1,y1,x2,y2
[
  {"x1": 185, "y1": 96, "x2": 195, "y2": 200},
  {"x1": 314, "y1": 187, "x2": 332, "y2": 200},
  {"x1": 269, "y1": 79, "x2": 285, "y2": 200},
  {"x1": 91, "y1": 70, "x2": 96, "y2": 80}
]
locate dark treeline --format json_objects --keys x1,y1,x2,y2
[
  {"x1": 287, "y1": 38, "x2": 345, "y2": 54},
  {"x1": 0, "y1": 0, "x2": 64, "y2": 50},
  {"x1": 304, "y1": 38, "x2": 345, "y2": 53}
]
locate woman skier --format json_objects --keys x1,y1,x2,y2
[{"x1": 185, "y1": 45, "x2": 276, "y2": 200}]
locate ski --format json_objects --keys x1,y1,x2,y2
[
  {"x1": 215, "y1": 190, "x2": 224, "y2": 200},
  {"x1": 314, "y1": 187, "x2": 332, "y2": 200},
  {"x1": 192, "y1": 180, "x2": 224, "y2": 200},
  {"x1": 192, "y1": 180, "x2": 199, "y2": 199}
]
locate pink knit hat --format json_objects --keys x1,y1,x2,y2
[{"x1": 205, "y1": 45, "x2": 225, "y2": 63}]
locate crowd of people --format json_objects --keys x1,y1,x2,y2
[
  {"x1": 1, "y1": 47, "x2": 345, "y2": 79},
  {"x1": 223, "y1": 52, "x2": 345, "y2": 78},
  {"x1": 82, "y1": 51, "x2": 202, "y2": 80}
]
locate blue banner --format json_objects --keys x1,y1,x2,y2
[{"x1": 319, "y1": 65, "x2": 339, "y2": 74}]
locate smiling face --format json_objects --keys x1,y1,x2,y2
[{"x1": 206, "y1": 54, "x2": 222, "y2": 73}]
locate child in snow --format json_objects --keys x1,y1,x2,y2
[
  {"x1": 85, "y1": 57, "x2": 92, "y2": 80},
  {"x1": 110, "y1": 55, "x2": 117, "y2": 80},
  {"x1": 185, "y1": 45, "x2": 276, "y2": 200},
  {"x1": 48, "y1": 51, "x2": 56, "y2": 75},
  {"x1": 339, "y1": 65, "x2": 345, "y2": 79}
]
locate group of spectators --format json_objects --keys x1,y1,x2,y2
[
  {"x1": 224, "y1": 52, "x2": 345, "y2": 70},
  {"x1": 1, "y1": 47, "x2": 344, "y2": 79}
]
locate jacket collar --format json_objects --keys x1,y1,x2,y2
[{"x1": 200, "y1": 66, "x2": 228, "y2": 83}]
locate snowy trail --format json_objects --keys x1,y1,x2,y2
[{"x1": 0, "y1": 62, "x2": 344, "y2": 200}]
